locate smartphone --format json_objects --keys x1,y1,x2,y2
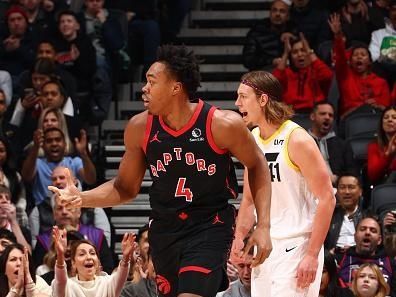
[{"x1": 23, "y1": 88, "x2": 35, "y2": 97}]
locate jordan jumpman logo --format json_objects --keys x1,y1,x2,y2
[
  {"x1": 150, "y1": 131, "x2": 161, "y2": 143},
  {"x1": 212, "y1": 213, "x2": 224, "y2": 224}
]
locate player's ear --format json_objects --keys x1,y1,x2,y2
[
  {"x1": 172, "y1": 82, "x2": 182, "y2": 95},
  {"x1": 259, "y1": 93, "x2": 268, "y2": 107}
]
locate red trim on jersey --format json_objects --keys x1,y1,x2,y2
[
  {"x1": 142, "y1": 114, "x2": 154, "y2": 154},
  {"x1": 206, "y1": 106, "x2": 228, "y2": 154},
  {"x1": 179, "y1": 266, "x2": 212, "y2": 275},
  {"x1": 226, "y1": 177, "x2": 237, "y2": 199},
  {"x1": 159, "y1": 100, "x2": 204, "y2": 137}
]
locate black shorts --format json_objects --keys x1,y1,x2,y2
[{"x1": 148, "y1": 204, "x2": 236, "y2": 297}]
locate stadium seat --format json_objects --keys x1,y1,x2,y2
[
  {"x1": 344, "y1": 112, "x2": 380, "y2": 139},
  {"x1": 371, "y1": 184, "x2": 396, "y2": 216}
]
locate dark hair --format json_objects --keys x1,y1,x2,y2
[
  {"x1": 0, "y1": 229, "x2": 16, "y2": 244},
  {"x1": 312, "y1": 101, "x2": 335, "y2": 113},
  {"x1": 41, "y1": 78, "x2": 68, "y2": 104},
  {"x1": 377, "y1": 106, "x2": 396, "y2": 149},
  {"x1": 0, "y1": 136, "x2": 22, "y2": 205},
  {"x1": 137, "y1": 224, "x2": 149, "y2": 242},
  {"x1": 349, "y1": 43, "x2": 372, "y2": 63},
  {"x1": 336, "y1": 172, "x2": 362, "y2": 188},
  {"x1": 43, "y1": 127, "x2": 65, "y2": 139},
  {"x1": 357, "y1": 213, "x2": 381, "y2": 231},
  {"x1": 0, "y1": 244, "x2": 36, "y2": 297},
  {"x1": 156, "y1": 45, "x2": 201, "y2": 99},
  {"x1": 57, "y1": 10, "x2": 79, "y2": 24},
  {"x1": 30, "y1": 58, "x2": 56, "y2": 76}
]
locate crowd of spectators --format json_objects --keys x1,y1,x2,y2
[{"x1": 1, "y1": 0, "x2": 396, "y2": 296}]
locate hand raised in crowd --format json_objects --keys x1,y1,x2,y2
[
  {"x1": 135, "y1": 256, "x2": 148, "y2": 279},
  {"x1": 384, "y1": 211, "x2": 396, "y2": 227},
  {"x1": 48, "y1": 168, "x2": 82, "y2": 208},
  {"x1": 53, "y1": 225, "x2": 67, "y2": 256},
  {"x1": 226, "y1": 260, "x2": 239, "y2": 282},
  {"x1": 296, "y1": 254, "x2": 318, "y2": 289},
  {"x1": 23, "y1": 247, "x2": 34, "y2": 285},
  {"x1": 33, "y1": 129, "x2": 44, "y2": 150},
  {"x1": 328, "y1": 13, "x2": 342, "y2": 36},
  {"x1": 2, "y1": 202, "x2": 18, "y2": 223},
  {"x1": 3, "y1": 36, "x2": 21, "y2": 52},
  {"x1": 70, "y1": 44, "x2": 80, "y2": 61},
  {"x1": 75, "y1": 129, "x2": 88, "y2": 157},
  {"x1": 22, "y1": 92, "x2": 40, "y2": 110},
  {"x1": 385, "y1": 134, "x2": 396, "y2": 158},
  {"x1": 121, "y1": 233, "x2": 137, "y2": 262},
  {"x1": 96, "y1": 9, "x2": 107, "y2": 23}
]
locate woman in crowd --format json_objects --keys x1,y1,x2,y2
[
  {"x1": 367, "y1": 106, "x2": 396, "y2": 184},
  {"x1": 272, "y1": 33, "x2": 333, "y2": 113},
  {"x1": 0, "y1": 135, "x2": 27, "y2": 227},
  {"x1": 351, "y1": 263, "x2": 389, "y2": 297},
  {"x1": 319, "y1": 250, "x2": 354, "y2": 297},
  {"x1": 328, "y1": 13, "x2": 391, "y2": 120},
  {"x1": 52, "y1": 226, "x2": 135, "y2": 297},
  {"x1": 0, "y1": 243, "x2": 51, "y2": 297},
  {"x1": 25, "y1": 107, "x2": 74, "y2": 156}
]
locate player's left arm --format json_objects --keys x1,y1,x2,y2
[
  {"x1": 288, "y1": 128, "x2": 336, "y2": 285},
  {"x1": 212, "y1": 109, "x2": 272, "y2": 266}
]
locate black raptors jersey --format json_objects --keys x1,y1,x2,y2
[{"x1": 142, "y1": 100, "x2": 238, "y2": 214}]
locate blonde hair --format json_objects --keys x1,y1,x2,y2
[
  {"x1": 38, "y1": 107, "x2": 74, "y2": 155},
  {"x1": 352, "y1": 263, "x2": 390, "y2": 297},
  {"x1": 241, "y1": 71, "x2": 294, "y2": 126}
]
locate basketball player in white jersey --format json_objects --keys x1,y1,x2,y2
[{"x1": 232, "y1": 71, "x2": 336, "y2": 297}]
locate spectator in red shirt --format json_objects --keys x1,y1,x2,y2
[
  {"x1": 272, "y1": 33, "x2": 333, "y2": 113},
  {"x1": 328, "y1": 13, "x2": 391, "y2": 119},
  {"x1": 367, "y1": 106, "x2": 396, "y2": 184}
]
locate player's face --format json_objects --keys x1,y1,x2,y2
[
  {"x1": 235, "y1": 83, "x2": 263, "y2": 128},
  {"x1": 356, "y1": 266, "x2": 379, "y2": 297},
  {"x1": 142, "y1": 62, "x2": 179, "y2": 115},
  {"x1": 355, "y1": 218, "x2": 381, "y2": 256}
]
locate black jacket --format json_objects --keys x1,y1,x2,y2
[
  {"x1": 325, "y1": 205, "x2": 363, "y2": 250},
  {"x1": 242, "y1": 18, "x2": 297, "y2": 71}
]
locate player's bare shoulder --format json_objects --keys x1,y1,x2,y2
[
  {"x1": 288, "y1": 125, "x2": 319, "y2": 163},
  {"x1": 124, "y1": 110, "x2": 149, "y2": 149},
  {"x1": 211, "y1": 109, "x2": 248, "y2": 149}
]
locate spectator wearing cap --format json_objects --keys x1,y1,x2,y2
[{"x1": 0, "y1": 5, "x2": 37, "y2": 80}]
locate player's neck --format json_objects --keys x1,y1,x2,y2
[
  {"x1": 257, "y1": 119, "x2": 281, "y2": 140},
  {"x1": 161, "y1": 99, "x2": 197, "y2": 131}
]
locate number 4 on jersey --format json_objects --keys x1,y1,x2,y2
[{"x1": 175, "y1": 178, "x2": 193, "y2": 202}]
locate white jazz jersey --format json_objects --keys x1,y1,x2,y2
[{"x1": 252, "y1": 120, "x2": 317, "y2": 240}]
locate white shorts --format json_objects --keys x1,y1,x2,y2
[{"x1": 251, "y1": 235, "x2": 324, "y2": 297}]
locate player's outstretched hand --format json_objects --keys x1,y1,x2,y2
[
  {"x1": 48, "y1": 168, "x2": 82, "y2": 208},
  {"x1": 243, "y1": 226, "x2": 272, "y2": 267},
  {"x1": 296, "y1": 254, "x2": 318, "y2": 289}
]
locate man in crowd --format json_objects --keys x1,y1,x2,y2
[{"x1": 325, "y1": 173, "x2": 364, "y2": 251}]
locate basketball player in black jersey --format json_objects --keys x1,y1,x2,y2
[{"x1": 48, "y1": 45, "x2": 273, "y2": 297}]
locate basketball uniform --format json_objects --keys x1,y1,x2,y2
[
  {"x1": 251, "y1": 120, "x2": 324, "y2": 297},
  {"x1": 142, "y1": 99, "x2": 238, "y2": 297}
]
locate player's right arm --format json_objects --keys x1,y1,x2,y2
[{"x1": 51, "y1": 112, "x2": 148, "y2": 208}]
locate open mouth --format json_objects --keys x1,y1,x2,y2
[{"x1": 84, "y1": 263, "x2": 95, "y2": 269}]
